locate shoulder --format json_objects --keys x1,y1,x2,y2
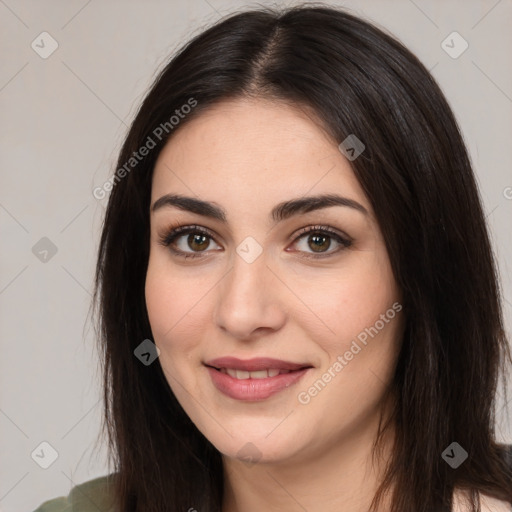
[
  {"x1": 32, "y1": 474, "x2": 116, "y2": 512},
  {"x1": 452, "y1": 443, "x2": 512, "y2": 512},
  {"x1": 452, "y1": 489, "x2": 512, "y2": 512},
  {"x1": 479, "y1": 494, "x2": 512, "y2": 512}
]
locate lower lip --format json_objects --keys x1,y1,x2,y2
[{"x1": 206, "y1": 366, "x2": 310, "y2": 401}]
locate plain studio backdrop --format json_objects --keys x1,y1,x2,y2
[{"x1": 1, "y1": 1, "x2": 511, "y2": 511}]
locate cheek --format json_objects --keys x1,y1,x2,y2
[
  {"x1": 144, "y1": 260, "x2": 211, "y2": 416},
  {"x1": 291, "y1": 250, "x2": 402, "y2": 414},
  {"x1": 291, "y1": 252, "x2": 399, "y2": 353},
  {"x1": 296, "y1": 297, "x2": 402, "y2": 436},
  {"x1": 144, "y1": 257, "x2": 209, "y2": 359}
]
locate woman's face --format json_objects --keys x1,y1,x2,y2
[{"x1": 145, "y1": 97, "x2": 403, "y2": 465}]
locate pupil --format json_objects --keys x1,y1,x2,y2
[
  {"x1": 188, "y1": 233, "x2": 209, "y2": 251},
  {"x1": 309, "y1": 234, "x2": 330, "y2": 252}
]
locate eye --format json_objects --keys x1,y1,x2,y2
[
  {"x1": 158, "y1": 224, "x2": 221, "y2": 259},
  {"x1": 288, "y1": 225, "x2": 352, "y2": 258},
  {"x1": 158, "y1": 223, "x2": 352, "y2": 260}
]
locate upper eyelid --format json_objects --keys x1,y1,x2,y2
[
  {"x1": 293, "y1": 224, "x2": 351, "y2": 241},
  {"x1": 159, "y1": 224, "x2": 219, "y2": 245}
]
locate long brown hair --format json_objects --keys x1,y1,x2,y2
[{"x1": 93, "y1": 4, "x2": 512, "y2": 511}]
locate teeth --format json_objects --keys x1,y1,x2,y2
[
  {"x1": 220, "y1": 368, "x2": 292, "y2": 379},
  {"x1": 250, "y1": 370, "x2": 268, "y2": 379}
]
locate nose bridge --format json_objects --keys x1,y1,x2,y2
[
  {"x1": 213, "y1": 245, "x2": 285, "y2": 338},
  {"x1": 226, "y1": 234, "x2": 271, "y2": 298},
  {"x1": 228, "y1": 254, "x2": 266, "y2": 301}
]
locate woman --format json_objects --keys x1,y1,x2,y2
[{"x1": 34, "y1": 4, "x2": 512, "y2": 512}]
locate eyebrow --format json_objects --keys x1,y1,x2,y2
[{"x1": 151, "y1": 193, "x2": 368, "y2": 222}]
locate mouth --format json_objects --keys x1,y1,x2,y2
[
  {"x1": 204, "y1": 357, "x2": 313, "y2": 401},
  {"x1": 210, "y1": 367, "x2": 295, "y2": 379}
]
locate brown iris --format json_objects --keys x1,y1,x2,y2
[
  {"x1": 188, "y1": 233, "x2": 210, "y2": 252},
  {"x1": 308, "y1": 234, "x2": 330, "y2": 252}
]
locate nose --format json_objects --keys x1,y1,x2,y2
[{"x1": 213, "y1": 250, "x2": 287, "y2": 340}]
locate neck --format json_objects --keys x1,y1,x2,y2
[{"x1": 221, "y1": 412, "x2": 396, "y2": 512}]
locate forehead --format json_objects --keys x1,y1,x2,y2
[{"x1": 151, "y1": 98, "x2": 370, "y2": 212}]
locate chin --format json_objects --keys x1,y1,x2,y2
[{"x1": 202, "y1": 421, "x2": 309, "y2": 465}]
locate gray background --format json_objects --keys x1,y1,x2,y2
[{"x1": 1, "y1": 1, "x2": 511, "y2": 510}]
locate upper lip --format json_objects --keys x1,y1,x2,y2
[{"x1": 204, "y1": 357, "x2": 313, "y2": 372}]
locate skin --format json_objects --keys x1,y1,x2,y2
[{"x1": 145, "y1": 97, "x2": 405, "y2": 512}]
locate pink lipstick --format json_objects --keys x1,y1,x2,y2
[{"x1": 204, "y1": 357, "x2": 312, "y2": 401}]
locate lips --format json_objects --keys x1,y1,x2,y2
[
  {"x1": 204, "y1": 357, "x2": 313, "y2": 401},
  {"x1": 204, "y1": 356, "x2": 310, "y2": 372}
]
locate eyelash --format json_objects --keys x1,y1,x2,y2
[{"x1": 157, "y1": 223, "x2": 352, "y2": 260}]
